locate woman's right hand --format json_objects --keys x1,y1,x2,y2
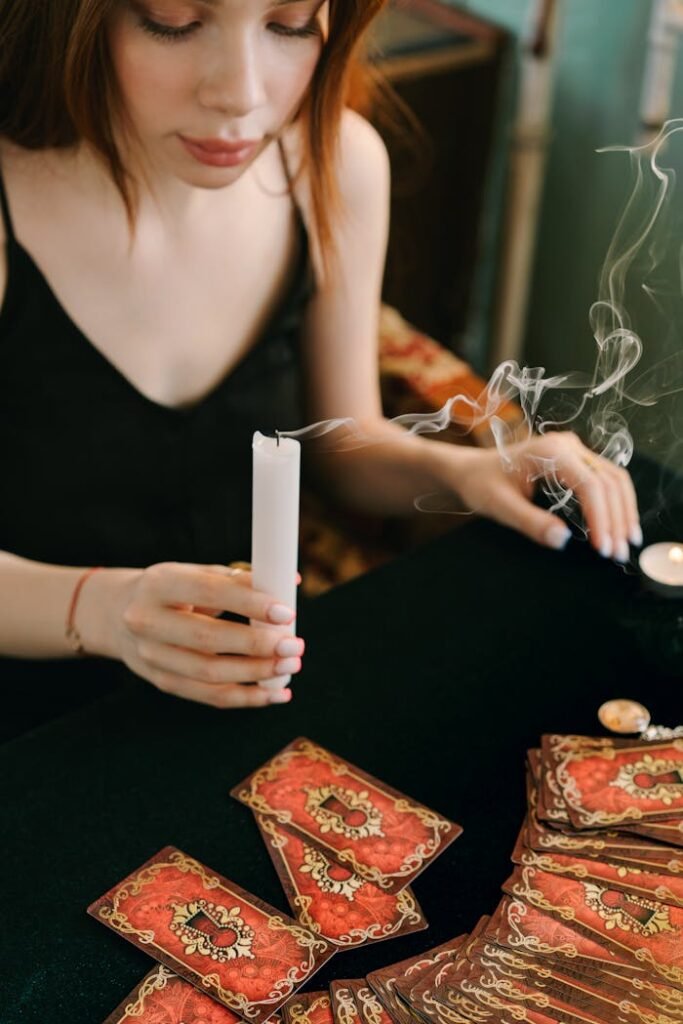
[{"x1": 81, "y1": 562, "x2": 304, "y2": 708}]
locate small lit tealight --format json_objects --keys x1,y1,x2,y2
[{"x1": 639, "y1": 542, "x2": 683, "y2": 599}]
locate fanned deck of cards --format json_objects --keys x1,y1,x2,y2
[
  {"x1": 91, "y1": 731, "x2": 683, "y2": 1023},
  {"x1": 90, "y1": 738, "x2": 460, "y2": 1023}
]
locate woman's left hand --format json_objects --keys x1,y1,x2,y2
[{"x1": 445, "y1": 431, "x2": 641, "y2": 561}]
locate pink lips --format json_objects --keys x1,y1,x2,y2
[{"x1": 180, "y1": 135, "x2": 259, "y2": 167}]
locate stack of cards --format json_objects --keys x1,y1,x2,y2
[
  {"x1": 328, "y1": 733, "x2": 683, "y2": 1024},
  {"x1": 275, "y1": 733, "x2": 683, "y2": 1024},
  {"x1": 89, "y1": 737, "x2": 461, "y2": 1023}
]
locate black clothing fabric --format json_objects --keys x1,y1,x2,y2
[
  {"x1": 0, "y1": 158, "x2": 311, "y2": 569},
  {"x1": 0, "y1": 149, "x2": 312, "y2": 739}
]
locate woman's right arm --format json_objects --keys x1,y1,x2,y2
[{"x1": 0, "y1": 551, "x2": 303, "y2": 707}]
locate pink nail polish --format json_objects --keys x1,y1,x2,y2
[
  {"x1": 269, "y1": 688, "x2": 292, "y2": 705},
  {"x1": 268, "y1": 603, "x2": 295, "y2": 625},
  {"x1": 275, "y1": 656, "x2": 301, "y2": 675},
  {"x1": 275, "y1": 636, "x2": 304, "y2": 658}
]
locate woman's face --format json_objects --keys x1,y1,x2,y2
[{"x1": 108, "y1": 0, "x2": 326, "y2": 186}]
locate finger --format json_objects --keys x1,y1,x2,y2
[
  {"x1": 136, "y1": 638, "x2": 302, "y2": 685},
  {"x1": 131, "y1": 607, "x2": 304, "y2": 659},
  {"x1": 144, "y1": 667, "x2": 285, "y2": 708},
  {"x1": 484, "y1": 482, "x2": 572, "y2": 550},
  {"x1": 596, "y1": 462, "x2": 630, "y2": 562},
  {"x1": 570, "y1": 463, "x2": 613, "y2": 557},
  {"x1": 603, "y1": 462, "x2": 642, "y2": 548},
  {"x1": 141, "y1": 563, "x2": 296, "y2": 625}
]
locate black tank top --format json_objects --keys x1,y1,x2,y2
[{"x1": 0, "y1": 145, "x2": 312, "y2": 740}]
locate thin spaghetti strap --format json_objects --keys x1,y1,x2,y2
[{"x1": 0, "y1": 164, "x2": 15, "y2": 240}]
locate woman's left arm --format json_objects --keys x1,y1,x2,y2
[{"x1": 300, "y1": 112, "x2": 641, "y2": 561}]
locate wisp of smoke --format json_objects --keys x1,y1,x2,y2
[{"x1": 280, "y1": 120, "x2": 683, "y2": 526}]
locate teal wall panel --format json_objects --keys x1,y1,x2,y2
[{"x1": 457, "y1": 0, "x2": 683, "y2": 467}]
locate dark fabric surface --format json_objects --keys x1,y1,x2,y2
[{"x1": 1, "y1": 455, "x2": 680, "y2": 1022}]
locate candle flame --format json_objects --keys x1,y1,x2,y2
[{"x1": 669, "y1": 546, "x2": 683, "y2": 563}]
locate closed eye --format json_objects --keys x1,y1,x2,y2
[{"x1": 139, "y1": 15, "x2": 200, "y2": 41}]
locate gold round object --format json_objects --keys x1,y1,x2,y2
[
  {"x1": 227, "y1": 561, "x2": 252, "y2": 575},
  {"x1": 598, "y1": 699, "x2": 651, "y2": 735},
  {"x1": 581, "y1": 454, "x2": 600, "y2": 473}
]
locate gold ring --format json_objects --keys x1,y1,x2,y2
[
  {"x1": 581, "y1": 454, "x2": 600, "y2": 472},
  {"x1": 226, "y1": 561, "x2": 252, "y2": 576}
]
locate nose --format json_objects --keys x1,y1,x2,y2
[{"x1": 197, "y1": 31, "x2": 267, "y2": 118}]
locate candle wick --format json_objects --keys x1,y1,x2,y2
[{"x1": 276, "y1": 431, "x2": 281, "y2": 447}]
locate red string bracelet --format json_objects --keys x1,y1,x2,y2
[{"x1": 65, "y1": 567, "x2": 103, "y2": 655}]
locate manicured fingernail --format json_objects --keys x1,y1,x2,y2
[
  {"x1": 546, "y1": 525, "x2": 572, "y2": 550},
  {"x1": 614, "y1": 540, "x2": 630, "y2": 564},
  {"x1": 275, "y1": 636, "x2": 305, "y2": 658},
  {"x1": 269, "y1": 688, "x2": 292, "y2": 705},
  {"x1": 275, "y1": 656, "x2": 301, "y2": 675},
  {"x1": 599, "y1": 538, "x2": 613, "y2": 559},
  {"x1": 268, "y1": 603, "x2": 295, "y2": 625},
  {"x1": 630, "y1": 525, "x2": 643, "y2": 547}
]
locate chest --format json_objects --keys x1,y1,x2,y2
[{"x1": 7, "y1": 162, "x2": 303, "y2": 409}]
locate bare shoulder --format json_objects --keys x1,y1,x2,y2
[
  {"x1": 335, "y1": 109, "x2": 390, "y2": 214},
  {"x1": 282, "y1": 110, "x2": 389, "y2": 226}
]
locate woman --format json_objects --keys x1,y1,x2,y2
[{"x1": 0, "y1": 0, "x2": 640, "y2": 719}]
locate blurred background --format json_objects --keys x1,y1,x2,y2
[{"x1": 366, "y1": 0, "x2": 683, "y2": 470}]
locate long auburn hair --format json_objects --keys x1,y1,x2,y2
[{"x1": 0, "y1": 0, "x2": 387, "y2": 266}]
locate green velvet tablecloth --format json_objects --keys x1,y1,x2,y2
[{"x1": 1, "y1": 456, "x2": 680, "y2": 1022}]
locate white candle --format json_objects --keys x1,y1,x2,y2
[
  {"x1": 251, "y1": 431, "x2": 301, "y2": 690},
  {"x1": 639, "y1": 542, "x2": 683, "y2": 598}
]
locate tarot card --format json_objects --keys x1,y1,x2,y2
[
  {"x1": 430, "y1": 956, "x2": 559, "y2": 1024},
  {"x1": 102, "y1": 965, "x2": 246, "y2": 1023},
  {"x1": 621, "y1": 820, "x2": 683, "y2": 848},
  {"x1": 503, "y1": 864, "x2": 683, "y2": 988},
  {"x1": 514, "y1": 847, "x2": 683, "y2": 909},
  {"x1": 232, "y1": 738, "x2": 462, "y2": 893},
  {"x1": 403, "y1": 939, "x2": 472, "y2": 1024},
  {"x1": 484, "y1": 896, "x2": 637, "y2": 975},
  {"x1": 471, "y1": 937, "x2": 683, "y2": 1020},
  {"x1": 353, "y1": 984, "x2": 399, "y2": 1024},
  {"x1": 466, "y1": 939, "x2": 683, "y2": 1022},
  {"x1": 525, "y1": 778, "x2": 683, "y2": 874},
  {"x1": 451, "y1": 958, "x2": 675, "y2": 1024},
  {"x1": 394, "y1": 934, "x2": 470, "y2": 1006},
  {"x1": 330, "y1": 981, "x2": 362, "y2": 1024},
  {"x1": 553, "y1": 739, "x2": 683, "y2": 830},
  {"x1": 255, "y1": 814, "x2": 428, "y2": 947},
  {"x1": 366, "y1": 937, "x2": 469, "y2": 1024},
  {"x1": 88, "y1": 846, "x2": 336, "y2": 1021},
  {"x1": 282, "y1": 992, "x2": 334, "y2": 1024}
]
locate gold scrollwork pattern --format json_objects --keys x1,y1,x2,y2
[
  {"x1": 303, "y1": 785, "x2": 384, "y2": 841},
  {"x1": 98, "y1": 906, "x2": 155, "y2": 944},
  {"x1": 199, "y1": 973, "x2": 260, "y2": 1018},
  {"x1": 506, "y1": 900, "x2": 579, "y2": 959},
  {"x1": 120, "y1": 966, "x2": 173, "y2": 1019},
  {"x1": 355, "y1": 986, "x2": 386, "y2": 1024},
  {"x1": 581, "y1": 882, "x2": 674, "y2": 938},
  {"x1": 457, "y1": 979, "x2": 532, "y2": 1021},
  {"x1": 420, "y1": 990, "x2": 476, "y2": 1024},
  {"x1": 633, "y1": 946, "x2": 683, "y2": 988},
  {"x1": 169, "y1": 900, "x2": 255, "y2": 962},
  {"x1": 167, "y1": 850, "x2": 222, "y2": 889},
  {"x1": 299, "y1": 844, "x2": 366, "y2": 899},
  {"x1": 333, "y1": 986, "x2": 359, "y2": 1024},
  {"x1": 288, "y1": 995, "x2": 331, "y2": 1024},
  {"x1": 610, "y1": 756, "x2": 683, "y2": 805},
  {"x1": 239, "y1": 740, "x2": 453, "y2": 886}
]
